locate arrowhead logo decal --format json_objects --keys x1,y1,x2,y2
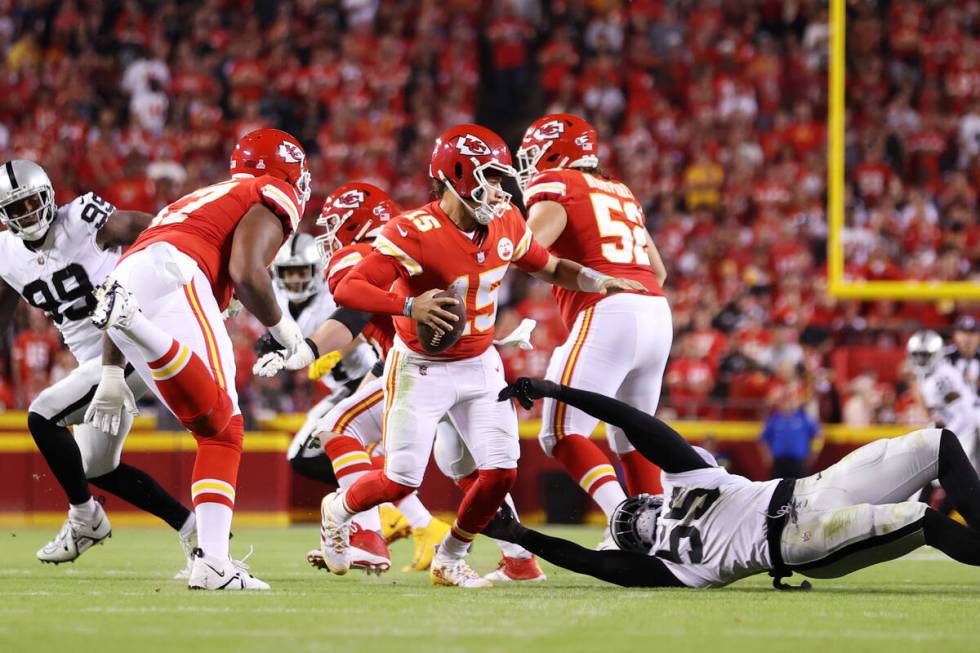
[{"x1": 454, "y1": 134, "x2": 492, "y2": 157}]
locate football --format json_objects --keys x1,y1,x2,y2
[{"x1": 416, "y1": 289, "x2": 466, "y2": 355}]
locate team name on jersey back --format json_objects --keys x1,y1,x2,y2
[
  {"x1": 0, "y1": 193, "x2": 119, "y2": 362},
  {"x1": 523, "y1": 168, "x2": 665, "y2": 329}
]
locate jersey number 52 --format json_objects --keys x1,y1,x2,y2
[{"x1": 590, "y1": 193, "x2": 649, "y2": 265}]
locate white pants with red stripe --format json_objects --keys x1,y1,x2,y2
[
  {"x1": 382, "y1": 338, "x2": 519, "y2": 488},
  {"x1": 108, "y1": 242, "x2": 239, "y2": 414},
  {"x1": 539, "y1": 294, "x2": 672, "y2": 456},
  {"x1": 316, "y1": 376, "x2": 385, "y2": 448}
]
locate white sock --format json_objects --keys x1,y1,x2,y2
[
  {"x1": 437, "y1": 531, "x2": 470, "y2": 560},
  {"x1": 351, "y1": 507, "x2": 382, "y2": 533},
  {"x1": 335, "y1": 469, "x2": 366, "y2": 491},
  {"x1": 329, "y1": 490, "x2": 356, "y2": 522},
  {"x1": 397, "y1": 492, "x2": 433, "y2": 529},
  {"x1": 69, "y1": 498, "x2": 98, "y2": 522},
  {"x1": 195, "y1": 502, "x2": 233, "y2": 559},
  {"x1": 592, "y1": 482, "x2": 627, "y2": 519},
  {"x1": 121, "y1": 312, "x2": 176, "y2": 361},
  {"x1": 494, "y1": 494, "x2": 532, "y2": 558},
  {"x1": 178, "y1": 512, "x2": 196, "y2": 539}
]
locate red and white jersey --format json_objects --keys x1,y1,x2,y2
[
  {"x1": 326, "y1": 242, "x2": 396, "y2": 357},
  {"x1": 524, "y1": 168, "x2": 664, "y2": 330},
  {"x1": 124, "y1": 175, "x2": 301, "y2": 309},
  {"x1": 372, "y1": 200, "x2": 550, "y2": 360}
]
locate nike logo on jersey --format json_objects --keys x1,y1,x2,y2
[{"x1": 396, "y1": 224, "x2": 409, "y2": 238}]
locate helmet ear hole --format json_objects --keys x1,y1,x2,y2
[{"x1": 454, "y1": 162, "x2": 463, "y2": 179}]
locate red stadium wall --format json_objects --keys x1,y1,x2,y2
[{"x1": 0, "y1": 413, "x2": 918, "y2": 526}]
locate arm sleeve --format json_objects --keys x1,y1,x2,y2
[
  {"x1": 332, "y1": 251, "x2": 409, "y2": 315},
  {"x1": 553, "y1": 384, "x2": 711, "y2": 473},
  {"x1": 328, "y1": 306, "x2": 374, "y2": 337},
  {"x1": 513, "y1": 527, "x2": 687, "y2": 588}
]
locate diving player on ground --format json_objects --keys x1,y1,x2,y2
[{"x1": 489, "y1": 378, "x2": 980, "y2": 589}]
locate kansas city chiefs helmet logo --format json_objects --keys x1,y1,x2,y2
[
  {"x1": 277, "y1": 141, "x2": 305, "y2": 164},
  {"x1": 334, "y1": 189, "x2": 366, "y2": 209},
  {"x1": 454, "y1": 134, "x2": 492, "y2": 156},
  {"x1": 532, "y1": 120, "x2": 565, "y2": 141}
]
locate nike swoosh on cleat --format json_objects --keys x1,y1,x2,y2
[
  {"x1": 204, "y1": 563, "x2": 226, "y2": 578},
  {"x1": 91, "y1": 519, "x2": 104, "y2": 531}
]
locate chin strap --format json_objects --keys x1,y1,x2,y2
[{"x1": 769, "y1": 570, "x2": 813, "y2": 591}]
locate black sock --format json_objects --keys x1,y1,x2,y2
[
  {"x1": 89, "y1": 463, "x2": 191, "y2": 531},
  {"x1": 923, "y1": 508, "x2": 980, "y2": 566},
  {"x1": 937, "y1": 429, "x2": 980, "y2": 529},
  {"x1": 289, "y1": 453, "x2": 338, "y2": 485},
  {"x1": 27, "y1": 412, "x2": 91, "y2": 505}
]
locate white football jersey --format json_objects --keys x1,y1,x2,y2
[
  {"x1": 654, "y1": 449, "x2": 781, "y2": 588},
  {"x1": 918, "y1": 361, "x2": 980, "y2": 439},
  {"x1": 0, "y1": 193, "x2": 118, "y2": 362},
  {"x1": 273, "y1": 284, "x2": 377, "y2": 386}
]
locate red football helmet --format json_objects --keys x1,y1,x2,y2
[
  {"x1": 516, "y1": 114, "x2": 599, "y2": 192},
  {"x1": 429, "y1": 123, "x2": 516, "y2": 225},
  {"x1": 230, "y1": 128, "x2": 312, "y2": 211},
  {"x1": 315, "y1": 182, "x2": 399, "y2": 262}
]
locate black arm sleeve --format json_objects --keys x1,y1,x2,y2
[
  {"x1": 329, "y1": 306, "x2": 374, "y2": 337},
  {"x1": 514, "y1": 527, "x2": 687, "y2": 588},
  {"x1": 553, "y1": 385, "x2": 710, "y2": 473}
]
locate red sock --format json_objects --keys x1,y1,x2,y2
[
  {"x1": 452, "y1": 468, "x2": 517, "y2": 542},
  {"x1": 323, "y1": 436, "x2": 372, "y2": 488},
  {"x1": 370, "y1": 453, "x2": 385, "y2": 469},
  {"x1": 620, "y1": 450, "x2": 662, "y2": 495},
  {"x1": 148, "y1": 340, "x2": 232, "y2": 436},
  {"x1": 190, "y1": 415, "x2": 243, "y2": 508},
  {"x1": 345, "y1": 470, "x2": 414, "y2": 512},
  {"x1": 553, "y1": 435, "x2": 620, "y2": 498}
]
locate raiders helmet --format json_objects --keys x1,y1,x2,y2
[
  {"x1": 610, "y1": 493, "x2": 664, "y2": 554},
  {"x1": 906, "y1": 329, "x2": 944, "y2": 374},
  {"x1": 0, "y1": 160, "x2": 56, "y2": 241},
  {"x1": 272, "y1": 232, "x2": 324, "y2": 303}
]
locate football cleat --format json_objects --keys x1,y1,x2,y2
[
  {"x1": 37, "y1": 504, "x2": 112, "y2": 564},
  {"x1": 90, "y1": 279, "x2": 138, "y2": 331},
  {"x1": 174, "y1": 527, "x2": 198, "y2": 580},
  {"x1": 430, "y1": 556, "x2": 493, "y2": 588},
  {"x1": 402, "y1": 517, "x2": 450, "y2": 572},
  {"x1": 349, "y1": 524, "x2": 391, "y2": 574},
  {"x1": 379, "y1": 503, "x2": 411, "y2": 544},
  {"x1": 187, "y1": 548, "x2": 269, "y2": 590},
  {"x1": 484, "y1": 555, "x2": 547, "y2": 582},
  {"x1": 319, "y1": 492, "x2": 351, "y2": 575}
]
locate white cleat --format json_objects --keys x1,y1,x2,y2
[
  {"x1": 90, "y1": 279, "x2": 138, "y2": 331},
  {"x1": 596, "y1": 526, "x2": 620, "y2": 551},
  {"x1": 174, "y1": 528, "x2": 197, "y2": 580},
  {"x1": 37, "y1": 504, "x2": 112, "y2": 564},
  {"x1": 430, "y1": 556, "x2": 493, "y2": 588},
  {"x1": 187, "y1": 548, "x2": 270, "y2": 590},
  {"x1": 319, "y1": 492, "x2": 351, "y2": 575}
]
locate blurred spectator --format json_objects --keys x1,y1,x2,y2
[{"x1": 759, "y1": 384, "x2": 821, "y2": 479}]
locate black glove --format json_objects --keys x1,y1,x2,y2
[
  {"x1": 497, "y1": 377, "x2": 559, "y2": 410},
  {"x1": 481, "y1": 502, "x2": 527, "y2": 543},
  {"x1": 254, "y1": 332, "x2": 285, "y2": 356}
]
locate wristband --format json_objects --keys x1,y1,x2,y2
[
  {"x1": 577, "y1": 266, "x2": 612, "y2": 293},
  {"x1": 304, "y1": 338, "x2": 320, "y2": 360},
  {"x1": 403, "y1": 296, "x2": 415, "y2": 318}
]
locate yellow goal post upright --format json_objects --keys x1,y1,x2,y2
[{"x1": 826, "y1": 0, "x2": 980, "y2": 301}]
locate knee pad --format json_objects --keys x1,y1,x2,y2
[
  {"x1": 183, "y1": 388, "x2": 233, "y2": 437},
  {"x1": 194, "y1": 414, "x2": 244, "y2": 451},
  {"x1": 434, "y1": 423, "x2": 476, "y2": 480},
  {"x1": 384, "y1": 448, "x2": 426, "y2": 488}
]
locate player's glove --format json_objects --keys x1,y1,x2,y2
[
  {"x1": 83, "y1": 365, "x2": 139, "y2": 436},
  {"x1": 252, "y1": 338, "x2": 320, "y2": 378},
  {"x1": 496, "y1": 377, "x2": 560, "y2": 410},
  {"x1": 307, "y1": 351, "x2": 343, "y2": 381},
  {"x1": 254, "y1": 332, "x2": 283, "y2": 356},
  {"x1": 481, "y1": 502, "x2": 527, "y2": 543},
  {"x1": 268, "y1": 315, "x2": 305, "y2": 352},
  {"x1": 222, "y1": 297, "x2": 244, "y2": 320}
]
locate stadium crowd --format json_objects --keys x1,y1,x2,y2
[{"x1": 0, "y1": 0, "x2": 977, "y2": 428}]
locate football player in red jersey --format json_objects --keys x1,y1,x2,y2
[
  {"x1": 316, "y1": 124, "x2": 645, "y2": 587},
  {"x1": 256, "y1": 182, "x2": 548, "y2": 582},
  {"x1": 517, "y1": 114, "x2": 671, "y2": 547},
  {"x1": 85, "y1": 128, "x2": 314, "y2": 590}
]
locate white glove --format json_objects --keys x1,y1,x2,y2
[
  {"x1": 83, "y1": 365, "x2": 139, "y2": 436},
  {"x1": 268, "y1": 315, "x2": 304, "y2": 352},
  {"x1": 493, "y1": 318, "x2": 537, "y2": 351},
  {"x1": 252, "y1": 339, "x2": 318, "y2": 377}
]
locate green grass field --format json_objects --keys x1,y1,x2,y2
[{"x1": 1, "y1": 525, "x2": 978, "y2": 653}]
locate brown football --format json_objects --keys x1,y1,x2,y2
[{"x1": 416, "y1": 289, "x2": 466, "y2": 355}]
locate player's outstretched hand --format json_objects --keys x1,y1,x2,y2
[
  {"x1": 252, "y1": 338, "x2": 319, "y2": 377},
  {"x1": 411, "y1": 288, "x2": 459, "y2": 335},
  {"x1": 598, "y1": 277, "x2": 648, "y2": 295},
  {"x1": 481, "y1": 502, "x2": 527, "y2": 543},
  {"x1": 84, "y1": 365, "x2": 138, "y2": 436},
  {"x1": 497, "y1": 377, "x2": 560, "y2": 410}
]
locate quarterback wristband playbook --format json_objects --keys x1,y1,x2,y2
[
  {"x1": 577, "y1": 266, "x2": 612, "y2": 293},
  {"x1": 402, "y1": 296, "x2": 414, "y2": 318}
]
